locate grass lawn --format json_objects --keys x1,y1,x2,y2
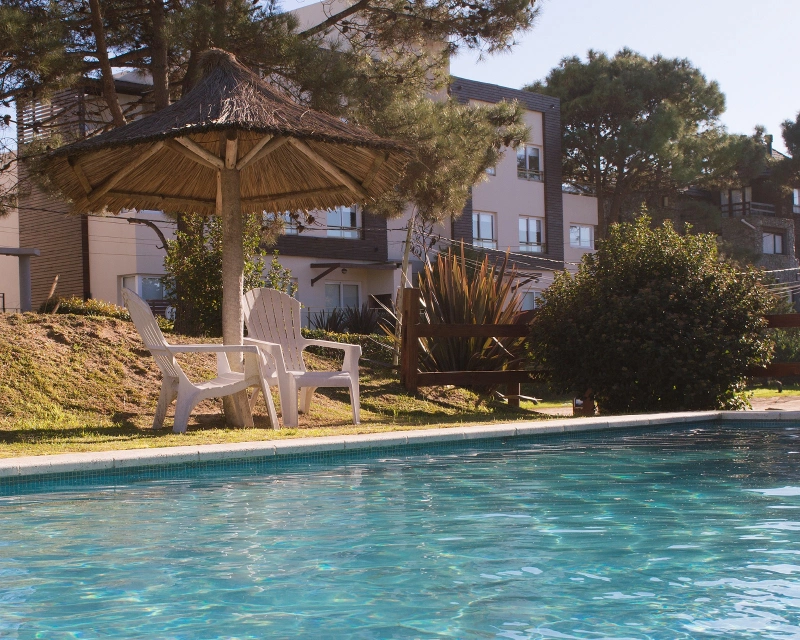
[
  {"x1": 747, "y1": 383, "x2": 800, "y2": 398},
  {"x1": 0, "y1": 313, "x2": 566, "y2": 458}
]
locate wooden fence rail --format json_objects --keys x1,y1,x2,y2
[
  {"x1": 399, "y1": 288, "x2": 536, "y2": 405},
  {"x1": 749, "y1": 314, "x2": 800, "y2": 377}
]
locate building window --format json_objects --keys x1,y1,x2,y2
[
  {"x1": 122, "y1": 275, "x2": 166, "y2": 301},
  {"x1": 324, "y1": 282, "x2": 359, "y2": 309},
  {"x1": 521, "y1": 291, "x2": 540, "y2": 311},
  {"x1": 763, "y1": 231, "x2": 784, "y2": 255},
  {"x1": 570, "y1": 224, "x2": 593, "y2": 249},
  {"x1": 793, "y1": 188, "x2": 800, "y2": 215},
  {"x1": 517, "y1": 144, "x2": 542, "y2": 181},
  {"x1": 721, "y1": 187, "x2": 752, "y2": 216},
  {"x1": 518, "y1": 216, "x2": 544, "y2": 253},
  {"x1": 472, "y1": 211, "x2": 497, "y2": 249},
  {"x1": 327, "y1": 206, "x2": 361, "y2": 238}
]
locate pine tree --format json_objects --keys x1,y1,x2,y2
[{"x1": 525, "y1": 49, "x2": 751, "y2": 237}]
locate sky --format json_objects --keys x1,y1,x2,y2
[
  {"x1": 286, "y1": 0, "x2": 800, "y2": 154},
  {"x1": 451, "y1": 0, "x2": 799, "y2": 153}
]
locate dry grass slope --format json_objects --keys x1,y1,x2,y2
[{"x1": 0, "y1": 314, "x2": 550, "y2": 457}]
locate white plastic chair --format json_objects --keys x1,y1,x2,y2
[
  {"x1": 122, "y1": 288, "x2": 277, "y2": 432},
  {"x1": 242, "y1": 288, "x2": 361, "y2": 427}
]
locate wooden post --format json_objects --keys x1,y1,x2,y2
[
  {"x1": 401, "y1": 287, "x2": 420, "y2": 393},
  {"x1": 506, "y1": 383, "x2": 521, "y2": 408}
]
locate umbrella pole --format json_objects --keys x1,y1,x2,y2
[{"x1": 219, "y1": 138, "x2": 253, "y2": 428}]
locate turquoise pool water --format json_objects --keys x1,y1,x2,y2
[{"x1": 3, "y1": 425, "x2": 800, "y2": 638}]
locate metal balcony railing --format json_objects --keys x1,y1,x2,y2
[
  {"x1": 721, "y1": 201, "x2": 777, "y2": 217},
  {"x1": 517, "y1": 243, "x2": 546, "y2": 254},
  {"x1": 326, "y1": 226, "x2": 362, "y2": 239},
  {"x1": 517, "y1": 169, "x2": 543, "y2": 182}
]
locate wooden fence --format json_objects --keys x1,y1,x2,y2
[
  {"x1": 398, "y1": 298, "x2": 800, "y2": 413},
  {"x1": 399, "y1": 288, "x2": 536, "y2": 406},
  {"x1": 749, "y1": 314, "x2": 800, "y2": 377}
]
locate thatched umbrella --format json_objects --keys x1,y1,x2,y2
[{"x1": 39, "y1": 48, "x2": 409, "y2": 425}]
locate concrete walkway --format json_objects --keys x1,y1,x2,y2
[{"x1": 750, "y1": 395, "x2": 800, "y2": 411}]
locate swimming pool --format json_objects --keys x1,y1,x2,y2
[{"x1": 2, "y1": 423, "x2": 800, "y2": 638}]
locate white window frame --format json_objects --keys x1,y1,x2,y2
[
  {"x1": 120, "y1": 274, "x2": 167, "y2": 303},
  {"x1": 793, "y1": 188, "x2": 800, "y2": 214},
  {"x1": 326, "y1": 205, "x2": 361, "y2": 239},
  {"x1": 521, "y1": 291, "x2": 540, "y2": 311},
  {"x1": 569, "y1": 224, "x2": 594, "y2": 249},
  {"x1": 472, "y1": 211, "x2": 497, "y2": 250},
  {"x1": 324, "y1": 281, "x2": 360, "y2": 310},
  {"x1": 519, "y1": 216, "x2": 544, "y2": 253},
  {"x1": 763, "y1": 231, "x2": 784, "y2": 255},
  {"x1": 517, "y1": 144, "x2": 542, "y2": 181}
]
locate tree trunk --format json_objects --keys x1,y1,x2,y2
[
  {"x1": 594, "y1": 145, "x2": 607, "y2": 240},
  {"x1": 88, "y1": 0, "x2": 126, "y2": 127},
  {"x1": 393, "y1": 209, "x2": 416, "y2": 365},
  {"x1": 149, "y1": 0, "x2": 170, "y2": 110},
  {"x1": 219, "y1": 132, "x2": 250, "y2": 427},
  {"x1": 608, "y1": 187, "x2": 624, "y2": 229},
  {"x1": 212, "y1": 0, "x2": 228, "y2": 46}
]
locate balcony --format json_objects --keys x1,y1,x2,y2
[
  {"x1": 721, "y1": 201, "x2": 777, "y2": 217},
  {"x1": 517, "y1": 169, "x2": 543, "y2": 182}
]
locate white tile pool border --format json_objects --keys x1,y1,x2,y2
[{"x1": 1, "y1": 410, "x2": 797, "y2": 479}]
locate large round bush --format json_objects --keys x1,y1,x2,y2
[{"x1": 529, "y1": 217, "x2": 774, "y2": 413}]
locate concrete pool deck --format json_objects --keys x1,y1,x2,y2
[{"x1": 1, "y1": 410, "x2": 798, "y2": 479}]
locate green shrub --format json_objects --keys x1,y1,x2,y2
[
  {"x1": 529, "y1": 216, "x2": 774, "y2": 413},
  {"x1": 163, "y1": 214, "x2": 277, "y2": 336},
  {"x1": 301, "y1": 328, "x2": 394, "y2": 362},
  {"x1": 38, "y1": 296, "x2": 174, "y2": 332}
]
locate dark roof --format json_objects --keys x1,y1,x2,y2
[
  {"x1": 772, "y1": 148, "x2": 790, "y2": 161},
  {"x1": 449, "y1": 76, "x2": 559, "y2": 113}
]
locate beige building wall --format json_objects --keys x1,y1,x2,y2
[
  {"x1": 471, "y1": 107, "x2": 546, "y2": 253},
  {"x1": 563, "y1": 192, "x2": 599, "y2": 270},
  {"x1": 0, "y1": 160, "x2": 20, "y2": 311},
  {"x1": 87, "y1": 210, "x2": 174, "y2": 305},
  {"x1": 277, "y1": 254, "x2": 400, "y2": 325}
]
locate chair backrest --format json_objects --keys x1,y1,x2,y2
[
  {"x1": 122, "y1": 288, "x2": 183, "y2": 380},
  {"x1": 243, "y1": 288, "x2": 306, "y2": 372}
]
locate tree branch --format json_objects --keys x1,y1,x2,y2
[
  {"x1": 127, "y1": 217, "x2": 169, "y2": 249},
  {"x1": 298, "y1": 0, "x2": 372, "y2": 38}
]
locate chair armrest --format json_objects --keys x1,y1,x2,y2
[
  {"x1": 243, "y1": 337, "x2": 288, "y2": 374},
  {"x1": 303, "y1": 339, "x2": 361, "y2": 373},
  {"x1": 167, "y1": 344, "x2": 260, "y2": 354}
]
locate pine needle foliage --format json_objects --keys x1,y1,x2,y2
[{"x1": 529, "y1": 216, "x2": 774, "y2": 413}]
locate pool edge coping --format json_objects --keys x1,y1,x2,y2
[{"x1": 1, "y1": 410, "x2": 797, "y2": 479}]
